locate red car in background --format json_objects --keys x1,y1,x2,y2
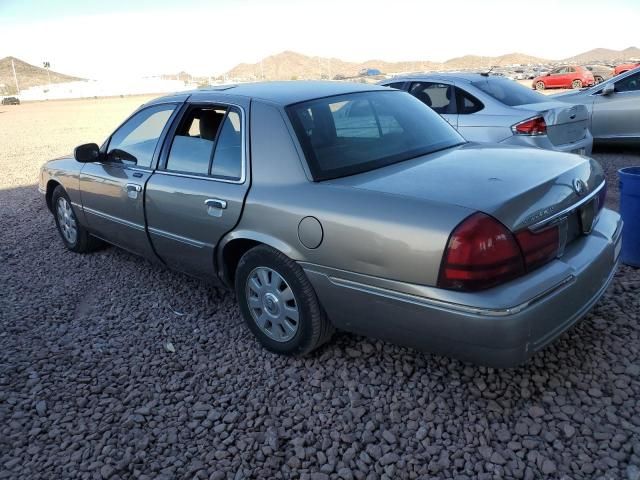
[
  {"x1": 532, "y1": 65, "x2": 595, "y2": 90},
  {"x1": 614, "y1": 62, "x2": 640, "y2": 75}
]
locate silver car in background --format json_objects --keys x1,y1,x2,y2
[
  {"x1": 39, "y1": 82, "x2": 621, "y2": 368},
  {"x1": 553, "y1": 67, "x2": 640, "y2": 144},
  {"x1": 379, "y1": 73, "x2": 593, "y2": 155}
]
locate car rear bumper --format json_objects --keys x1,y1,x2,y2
[
  {"x1": 499, "y1": 131, "x2": 593, "y2": 156},
  {"x1": 302, "y1": 209, "x2": 622, "y2": 368}
]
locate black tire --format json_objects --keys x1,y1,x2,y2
[
  {"x1": 594, "y1": 75, "x2": 603, "y2": 84},
  {"x1": 51, "y1": 185, "x2": 103, "y2": 253},
  {"x1": 571, "y1": 79, "x2": 582, "y2": 89},
  {"x1": 535, "y1": 81, "x2": 545, "y2": 91},
  {"x1": 235, "y1": 245, "x2": 334, "y2": 355}
]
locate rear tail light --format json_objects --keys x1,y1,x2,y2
[
  {"x1": 515, "y1": 226, "x2": 560, "y2": 271},
  {"x1": 438, "y1": 213, "x2": 562, "y2": 292},
  {"x1": 438, "y1": 213, "x2": 525, "y2": 291},
  {"x1": 512, "y1": 116, "x2": 547, "y2": 135}
]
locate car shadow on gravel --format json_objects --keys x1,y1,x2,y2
[{"x1": 2, "y1": 183, "x2": 639, "y2": 479}]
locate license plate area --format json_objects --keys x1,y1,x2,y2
[
  {"x1": 579, "y1": 199, "x2": 596, "y2": 234},
  {"x1": 572, "y1": 147, "x2": 586, "y2": 155}
]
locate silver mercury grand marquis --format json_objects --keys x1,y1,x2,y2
[{"x1": 39, "y1": 81, "x2": 622, "y2": 367}]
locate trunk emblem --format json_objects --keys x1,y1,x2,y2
[{"x1": 573, "y1": 179, "x2": 587, "y2": 196}]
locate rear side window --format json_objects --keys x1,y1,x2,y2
[
  {"x1": 471, "y1": 78, "x2": 546, "y2": 106},
  {"x1": 211, "y1": 109, "x2": 242, "y2": 180},
  {"x1": 385, "y1": 82, "x2": 406, "y2": 90},
  {"x1": 456, "y1": 88, "x2": 484, "y2": 114},
  {"x1": 166, "y1": 106, "x2": 243, "y2": 180},
  {"x1": 409, "y1": 82, "x2": 455, "y2": 114}
]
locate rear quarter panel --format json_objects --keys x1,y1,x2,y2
[{"x1": 224, "y1": 100, "x2": 475, "y2": 286}]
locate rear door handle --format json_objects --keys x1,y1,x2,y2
[
  {"x1": 205, "y1": 198, "x2": 227, "y2": 217},
  {"x1": 205, "y1": 198, "x2": 227, "y2": 210},
  {"x1": 125, "y1": 183, "x2": 142, "y2": 199}
]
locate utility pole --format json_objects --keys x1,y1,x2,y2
[
  {"x1": 11, "y1": 58, "x2": 20, "y2": 94},
  {"x1": 43, "y1": 61, "x2": 51, "y2": 85}
]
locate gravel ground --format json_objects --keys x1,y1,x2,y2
[{"x1": 1, "y1": 98, "x2": 639, "y2": 480}]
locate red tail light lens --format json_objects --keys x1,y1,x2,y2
[
  {"x1": 515, "y1": 226, "x2": 560, "y2": 271},
  {"x1": 513, "y1": 116, "x2": 547, "y2": 135},
  {"x1": 438, "y1": 213, "x2": 525, "y2": 291}
]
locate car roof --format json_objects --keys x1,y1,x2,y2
[{"x1": 152, "y1": 81, "x2": 391, "y2": 106}]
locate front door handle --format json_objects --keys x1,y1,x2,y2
[
  {"x1": 205, "y1": 198, "x2": 227, "y2": 217},
  {"x1": 125, "y1": 183, "x2": 142, "y2": 199}
]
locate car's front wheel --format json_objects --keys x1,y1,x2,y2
[
  {"x1": 594, "y1": 75, "x2": 603, "y2": 84},
  {"x1": 235, "y1": 245, "x2": 333, "y2": 355},
  {"x1": 535, "y1": 81, "x2": 545, "y2": 91},
  {"x1": 571, "y1": 79, "x2": 583, "y2": 89},
  {"x1": 52, "y1": 186, "x2": 103, "y2": 253}
]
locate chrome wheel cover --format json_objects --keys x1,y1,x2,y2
[
  {"x1": 246, "y1": 266, "x2": 300, "y2": 342},
  {"x1": 56, "y1": 197, "x2": 78, "y2": 245}
]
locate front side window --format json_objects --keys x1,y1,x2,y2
[
  {"x1": 287, "y1": 90, "x2": 464, "y2": 181},
  {"x1": 471, "y1": 78, "x2": 546, "y2": 106},
  {"x1": 409, "y1": 82, "x2": 455, "y2": 114},
  {"x1": 107, "y1": 104, "x2": 176, "y2": 168},
  {"x1": 615, "y1": 72, "x2": 640, "y2": 92},
  {"x1": 166, "y1": 105, "x2": 243, "y2": 180}
]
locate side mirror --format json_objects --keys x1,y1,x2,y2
[
  {"x1": 74, "y1": 143, "x2": 101, "y2": 163},
  {"x1": 601, "y1": 83, "x2": 615, "y2": 96}
]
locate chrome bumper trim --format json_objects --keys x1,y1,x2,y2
[{"x1": 324, "y1": 274, "x2": 575, "y2": 318}]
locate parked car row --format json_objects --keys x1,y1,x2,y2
[
  {"x1": 382, "y1": 66, "x2": 640, "y2": 147},
  {"x1": 40, "y1": 76, "x2": 627, "y2": 367},
  {"x1": 379, "y1": 73, "x2": 593, "y2": 155}
]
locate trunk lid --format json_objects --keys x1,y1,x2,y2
[
  {"x1": 514, "y1": 101, "x2": 589, "y2": 146},
  {"x1": 326, "y1": 143, "x2": 605, "y2": 232}
]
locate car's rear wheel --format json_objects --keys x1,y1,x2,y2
[
  {"x1": 594, "y1": 75, "x2": 604, "y2": 84},
  {"x1": 52, "y1": 186, "x2": 103, "y2": 253},
  {"x1": 235, "y1": 244, "x2": 334, "y2": 355},
  {"x1": 571, "y1": 79, "x2": 583, "y2": 89},
  {"x1": 535, "y1": 81, "x2": 545, "y2": 91}
]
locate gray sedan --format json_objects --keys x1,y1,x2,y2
[
  {"x1": 553, "y1": 67, "x2": 640, "y2": 143},
  {"x1": 379, "y1": 73, "x2": 593, "y2": 155},
  {"x1": 39, "y1": 81, "x2": 621, "y2": 367}
]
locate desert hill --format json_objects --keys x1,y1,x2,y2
[
  {"x1": 562, "y1": 46, "x2": 640, "y2": 64},
  {"x1": 0, "y1": 57, "x2": 83, "y2": 94}
]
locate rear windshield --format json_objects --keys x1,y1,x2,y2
[
  {"x1": 286, "y1": 90, "x2": 464, "y2": 180},
  {"x1": 471, "y1": 77, "x2": 546, "y2": 106}
]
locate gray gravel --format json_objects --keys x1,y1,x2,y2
[{"x1": 1, "y1": 100, "x2": 640, "y2": 479}]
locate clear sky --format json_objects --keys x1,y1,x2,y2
[{"x1": 1, "y1": 0, "x2": 638, "y2": 79}]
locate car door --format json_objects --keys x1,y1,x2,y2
[
  {"x1": 451, "y1": 86, "x2": 495, "y2": 141},
  {"x1": 548, "y1": 67, "x2": 566, "y2": 88},
  {"x1": 592, "y1": 71, "x2": 640, "y2": 139},
  {"x1": 144, "y1": 98, "x2": 250, "y2": 279},
  {"x1": 408, "y1": 81, "x2": 457, "y2": 127},
  {"x1": 79, "y1": 102, "x2": 180, "y2": 257}
]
